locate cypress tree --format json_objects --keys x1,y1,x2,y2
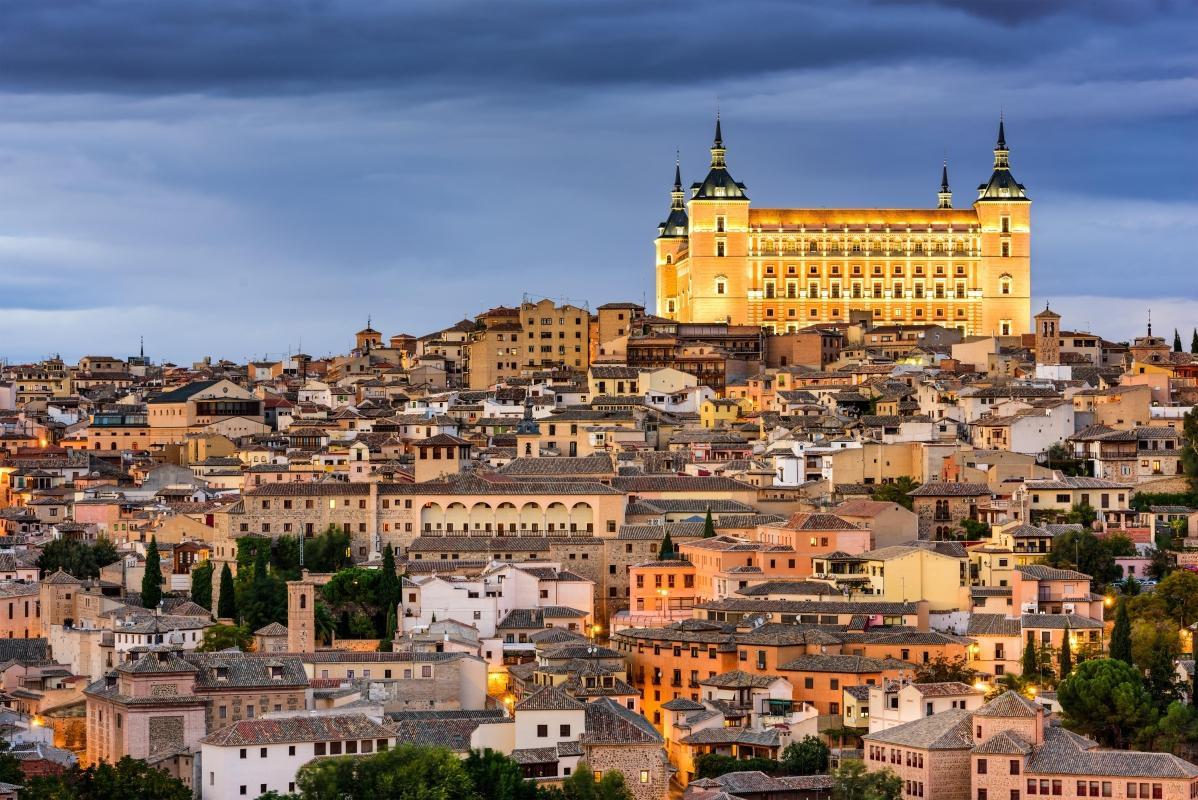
[
  {"x1": 1174, "y1": 329, "x2": 1183, "y2": 353},
  {"x1": 1059, "y1": 622, "x2": 1073, "y2": 678},
  {"x1": 217, "y1": 563, "x2": 237, "y2": 620},
  {"x1": 141, "y1": 536, "x2": 162, "y2": 609},
  {"x1": 702, "y1": 508, "x2": 716, "y2": 538},
  {"x1": 1192, "y1": 329, "x2": 1198, "y2": 355},
  {"x1": 1110, "y1": 599, "x2": 1133, "y2": 664},
  {"x1": 190, "y1": 560, "x2": 213, "y2": 611},
  {"x1": 1021, "y1": 638, "x2": 1039, "y2": 679},
  {"x1": 658, "y1": 532, "x2": 675, "y2": 560},
  {"x1": 379, "y1": 544, "x2": 401, "y2": 616}
]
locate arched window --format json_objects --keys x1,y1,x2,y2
[{"x1": 714, "y1": 276, "x2": 727, "y2": 296}]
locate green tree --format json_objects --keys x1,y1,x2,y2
[
  {"x1": 1122, "y1": 576, "x2": 1141, "y2": 596},
  {"x1": 321, "y1": 568, "x2": 385, "y2": 639},
  {"x1": 1021, "y1": 638, "x2": 1040, "y2": 678},
  {"x1": 217, "y1": 563, "x2": 237, "y2": 620},
  {"x1": 1191, "y1": 329, "x2": 1198, "y2": 355},
  {"x1": 1046, "y1": 529, "x2": 1135, "y2": 588},
  {"x1": 20, "y1": 756, "x2": 192, "y2": 800},
  {"x1": 1065, "y1": 503, "x2": 1098, "y2": 528},
  {"x1": 870, "y1": 476, "x2": 919, "y2": 510},
  {"x1": 1044, "y1": 442, "x2": 1086, "y2": 477},
  {"x1": 239, "y1": 547, "x2": 286, "y2": 632},
  {"x1": 1174, "y1": 329, "x2": 1184, "y2": 352},
  {"x1": 831, "y1": 760, "x2": 902, "y2": 800},
  {"x1": 658, "y1": 532, "x2": 675, "y2": 560},
  {"x1": 37, "y1": 537, "x2": 119, "y2": 580},
  {"x1": 913, "y1": 654, "x2": 978, "y2": 685},
  {"x1": 296, "y1": 744, "x2": 475, "y2": 800},
  {"x1": 702, "y1": 508, "x2": 716, "y2": 538},
  {"x1": 694, "y1": 753, "x2": 780, "y2": 778},
  {"x1": 304, "y1": 526, "x2": 353, "y2": 573},
  {"x1": 141, "y1": 536, "x2": 163, "y2": 609},
  {"x1": 190, "y1": 559, "x2": 214, "y2": 610},
  {"x1": 781, "y1": 735, "x2": 829, "y2": 776},
  {"x1": 560, "y1": 763, "x2": 634, "y2": 800},
  {"x1": 315, "y1": 601, "x2": 336, "y2": 647},
  {"x1": 1110, "y1": 600, "x2": 1133, "y2": 664},
  {"x1": 1059, "y1": 623, "x2": 1073, "y2": 679},
  {"x1": 272, "y1": 535, "x2": 303, "y2": 581},
  {"x1": 1057, "y1": 658, "x2": 1158, "y2": 748},
  {"x1": 959, "y1": 518, "x2": 990, "y2": 541},
  {"x1": 379, "y1": 544, "x2": 401, "y2": 611},
  {"x1": 1182, "y1": 409, "x2": 1198, "y2": 493},
  {"x1": 1157, "y1": 570, "x2": 1198, "y2": 628},
  {"x1": 0, "y1": 741, "x2": 24, "y2": 786},
  {"x1": 464, "y1": 749, "x2": 538, "y2": 800},
  {"x1": 1146, "y1": 643, "x2": 1181, "y2": 710},
  {"x1": 197, "y1": 623, "x2": 253, "y2": 652}
]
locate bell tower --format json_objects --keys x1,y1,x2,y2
[{"x1": 1034, "y1": 305, "x2": 1061, "y2": 365}]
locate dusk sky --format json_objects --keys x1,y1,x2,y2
[{"x1": 0, "y1": 0, "x2": 1194, "y2": 363}]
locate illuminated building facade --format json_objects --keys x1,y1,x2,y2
[{"x1": 655, "y1": 117, "x2": 1031, "y2": 336}]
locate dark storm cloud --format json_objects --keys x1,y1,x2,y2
[
  {"x1": 0, "y1": 0, "x2": 1147, "y2": 95},
  {"x1": 0, "y1": 0, "x2": 1193, "y2": 361}
]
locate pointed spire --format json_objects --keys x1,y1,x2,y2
[
  {"x1": 710, "y1": 108, "x2": 727, "y2": 169},
  {"x1": 937, "y1": 158, "x2": 953, "y2": 209},
  {"x1": 1148, "y1": 309, "x2": 1153, "y2": 337},
  {"x1": 993, "y1": 114, "x2": 1010, "y2": 170},
  {"x1": 139, "y1": 336, "x2": 144, "y2": 359},
  {"x1": 673, "y1": 151, "x2": 682, "y2": 192},
  {"x1": 670, "y1": 152, "x2": 685, "y2": 212}
]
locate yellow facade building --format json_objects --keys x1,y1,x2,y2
[{"x1": 655, "y1": 117, "x2": 1031, "y2": 336}]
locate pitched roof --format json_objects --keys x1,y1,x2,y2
[
  {"x1": 975, "y1": 690, "x2": 1040, "y2": 718},
  {"x1": 515, "y1": 685, "x2": 586, "y2": 712},
  {"x1": 863, "y1": 706, "x2": 974, "y2": 749},
  {"x1": 202, "y1": 713, "x2": 394, "y2": 746}
]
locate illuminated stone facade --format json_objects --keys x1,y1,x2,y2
[{"x1": 655, "y1": 118, "x2": 1031, "y2": 337}]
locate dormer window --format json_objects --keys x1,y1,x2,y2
[{"x1": 216, "y1": 667, "x2": 229, "y2": 682}]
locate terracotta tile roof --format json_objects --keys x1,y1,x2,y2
[{"x1": 863, "y1": 706, "x2": 974, "y2": 749}]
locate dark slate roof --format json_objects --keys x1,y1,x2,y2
[
  {"x1": 202, "y1": 713, "x2": 394, "y2": 746},
  {"x1": 0, "y1": 638, "x2": 49, "y2": 663},
  {"x1": 185, "y1": 653, "x2": 309, "y2": 689},
  {"x1": 147, "y1": 380, "x2": 219, "y2": 404}
]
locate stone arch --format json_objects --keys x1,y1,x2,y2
[
  {"x1": 469, "y1": 502, "x2": 494, "y2": 534},
  {"x1": 545, "y1": 502, "x2": 570, "y2": 533},
  {"x1": 570, "y1": 502, "x2": 594, "y2": 534},
  {"x1": 495, "y1": 502, "x2": 519, "y2": 534},
  {"x1": 420, "y1": 502, "x2": 444, "y2": 532},
  {"x1": 445, "y1": 502, "x2": 469, "y2": 533},
  {"x1": 519, "y1": 502, "x2": 542, "y2": 532}
]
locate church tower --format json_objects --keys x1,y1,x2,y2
[
  {"x1": 685, "y1": 114, "x2": 751, "y2": 324},
  {"x1": 655, "y1": 157, "x2": 689, "y2": 319},
  {"x1": 974, "y1": 117, "x2": 1032, "y2": 337},
  {"x1": 1034, "y1": 304, "x2": 1061, "y2": 365}
]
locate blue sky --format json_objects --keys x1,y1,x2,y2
[{"x1": 0, "y1": 0, "x2": 1194, "y2": 362}]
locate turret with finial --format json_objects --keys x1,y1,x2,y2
[{"x1": 937, "y1": 158, "x2": 952, "y2": 209}]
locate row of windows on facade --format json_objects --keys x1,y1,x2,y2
[
  {"x1": 709, "y1": 240, "x2": 1014, "y2": 258},
  {"x1": 713, "y1": 277, "x2": 1013, "y2": 297},
  {"x1": 709, "y1": 214, "x2": 1012, "y2": 236}
]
